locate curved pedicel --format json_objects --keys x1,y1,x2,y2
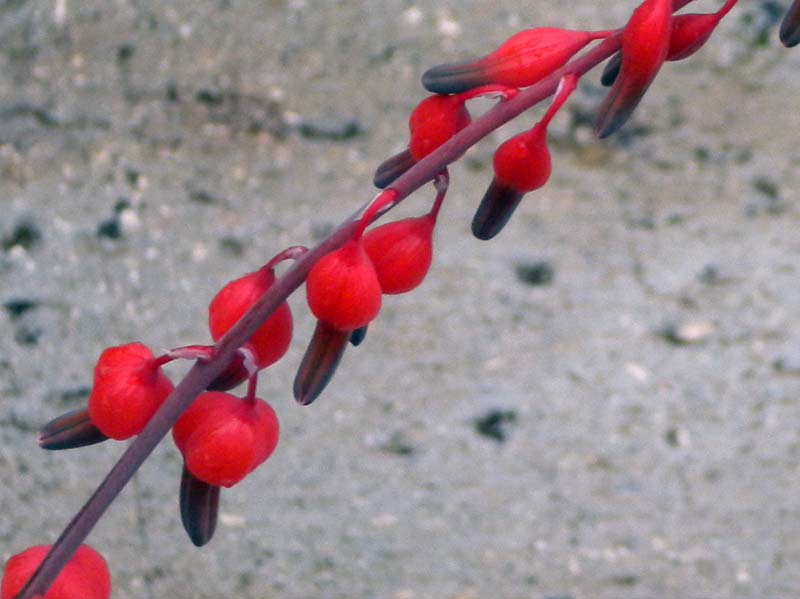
[
  {"x1": 373, "y1": 149, "x2": 416, "y2": 189},
  {"x1": 293, "y1": 321, "x2": 350, "y2": 406},
  {"x1": 471, "y1": 180, "x2": 525, "y2": 241},
  {"x1": 180, "y1": 464, "x2": 220, "y2": 547},
  {"x1": 39, "y1": 409, "x2": 108, "y2": 451}
]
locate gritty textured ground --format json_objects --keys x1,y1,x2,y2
[{"x1": 1, "y1": 1, "x2": 800, "y2": 598}]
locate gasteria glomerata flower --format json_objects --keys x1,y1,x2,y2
[
  {"x1": 1, "y1": 545, "x2": 110, "y2": 599},
  {"x1": 13, "y1": 1, "x2": 800, "y2": 597}
]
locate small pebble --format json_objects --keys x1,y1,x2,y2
[{"x1": 659, "y1": 320, "x2": 714, "y2": 345}]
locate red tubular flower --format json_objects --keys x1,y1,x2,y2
[
  {"x1": 363, "y1": 174, "x2": 447, "y2": 294},
  {"x1": 374, "y1": 94, "x2": 469, "y2": 189},
  {"x1": 88, "y1": 342, "x2": 174, "y2": 440},
  {"x1": 173, "y1": 391, "x2": 279, "y2": 488},
  {"x1": 594, "y1": 0, "x2": 673, "y2": 138},
  {"x1": 781, "y1": 0, "x2": 800, "y2": 47},
  {"x1": 422, "y1": 28, "x2": 612, "y2": 94},
  {"x1": 208, "y1": 264, "x2": 293, "y2": 369},
  {"x1": 602, "y1": 0, "x2": 737, "y2": 87},
  {"x1": 306, "y1": 238, "x2": 382, "y2": 331},
  {"x1": 1, "y1": 544, "x2": 111, "y2": 599},
  {"x1": 473, "y1": 75, "x2": 577, "y2": 240},
  {"x1": 408, "y1": 94, "x2": 472, "y2": 162},
  {"x1": 374, "y1": 87, "x2": 516, "y2": 189},
  {"x1": 363, "y1": 215, "x2": 434, "y2": 294},
  {"x1": 667, "y1": 0, "x2": 737, "y2": 61}
]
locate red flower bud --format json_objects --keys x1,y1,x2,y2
[
  {"x1": 362, "y1": 176, "x2": 446, "y2": 295},
  {"x1": 408, "y1": 94, "x2": 471, "y2": 161},
  {"x1": 594, "y1": 0, "x2": 672, "y2": 138},
  {"x1": 422, "y1": 28, "x2": 611, "y2": 94},
  {"x1": 667, "y1": 0, "x2": 737, "y2": 61},
  {"x1": 208, "y1": 265, "x2": 293, "y2": 369},
  {"x1": 363, "y1": 215, "x2": 435, "y2": 294},
  {"x1": 1, "y1": 544, "x2": 111, "y2": 599},
  {"x1": 88, "y1": 342, "x2": 174, "y2": 440},
  {"x1": 602, "y1": 0, "x2": 737, "y2": 87},
  {"x1": 781, "y1": 0, "x2": 800, "y2": 47},
  {"x1": 306, "y1": 239, "x2": 382, "y2": 332},
  {"x1": 473, "y1": 75, "x2": 576, "y2": 240},
  {"x1": 173, "y1": 391, "x2": 279, "y2": 488}
]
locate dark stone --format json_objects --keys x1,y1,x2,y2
[
  {"x1": 124, "y1": 168, "x2": 140, "y2": 186},
  {"x1": 196, "y1": 88, "x2": 225, "y2": 106},
  {"x1": 514, "y1": 260, "x2": 555, "y2": 286},
  {"x1": 113, "y1": 197, "x2": 131, "y2": 213},
  {"x1": 298, "y1": 115, "x2": 363, "y2": 141},
  {"x1": 2, "y1": 219, "x2": 41, "y2": 251},
  {"x1": 117, "y1": 44, "x2": 135, "y2": 62},
  {"x1": 188, "y1": 189, "x2": 219, "y2": 204},
  {"x1": 474, "y1": 409, "x2": 517, "y2": 442},
  {"x1": 219, "y1": 236, "x2": 246, "y2": 257},
  {"x1": 14, "y1": 324, "x2": 41, "y2": 346},
  {"x1": 96, "y1": 217, "x2": 122, "y2": 239},
  {"x1": 380, "y1": 432, "x2": 415, "y2": 456},
  {"x1": 3, "y1": 298, "x2": 38, "y2": 319}
]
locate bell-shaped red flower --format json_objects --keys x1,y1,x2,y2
[
  {"x1": 781, "y1": 0, "x2": 800, "y2": 47},
  {"x1": 87, "y1": 342, "x2": 174, "y2": 440},
  {"x1": 1, "y1": 544, "x2": 111, "y2": 599},
  {"x1": 473, "y1": 75, "x2": 576, "y2": 240},
  {"x1": 306, "y1": 239, "x2": 382, "y2": 332},
  {"x1": 208, "y1": 265, "x2": 293, "y2": 369},
  {"x1": 422, "y1": 28, "x2": 611, "y2": 94},
  {"x1": 374, "y1": 87, "x2": 516, "y2": 189},
  {"x1": 363, "y1": 175, "x2": 446, "y2": 294},
  {"x1": 374, "y1": 93, "x2": 470, "y2": 188},
  {"x1": 594, "y1": 0, "x2": 672, "y2": 138},
  {"x1": 173, "y1": 391, "x2": 279, "y2": 488}
]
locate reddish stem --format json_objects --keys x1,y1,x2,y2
[
  {"x1": 428, "y1": 170, "x2": 450, "y2": 223},
  {"x1": 15, "y1": 1, "x2": 700, "y2": 596}
]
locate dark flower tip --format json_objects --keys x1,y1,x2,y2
[
  {"x1": 373, "y1": 149, "x2": 416, "y2": 189},
  {"x1": 39, "y1": 408, "x2": 108, "y2": 450},
  {"x1": 180, "y1": 463, "x2": 220, "y2": 547},
  {"x1": 471, "y1": 179, "x2": 525, "y2": 241},
  {"x1": 780, "y1": 0, "x2": 800, "y2": 47},
  {"x1": 421, "y1": 61, "x2": 490, "y2": 95},
  {"x1": 600, "y1": 52, "x2": 622, "y2": 87},
  {"x1": 293, "y1": 321, "x2": 349, "y2": 406}
]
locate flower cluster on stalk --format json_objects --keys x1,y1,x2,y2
[{"x1": 7, "y1": 1, "x2": 800, "y2": 597}]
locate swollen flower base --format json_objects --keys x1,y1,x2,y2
[
  {"x1": 13, "y1": 1, "x2": 800, "y2": 597},
  {"x1": 1, "y1": 545, "x2": 110, "y2": 599}
]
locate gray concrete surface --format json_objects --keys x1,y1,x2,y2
[{"x1": 1, "y1": 1, "x2": 800, "y2": 597}]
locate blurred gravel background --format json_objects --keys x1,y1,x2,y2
[{"x1": 1, "y1": 1, "x2": 800, "y2": 598}]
